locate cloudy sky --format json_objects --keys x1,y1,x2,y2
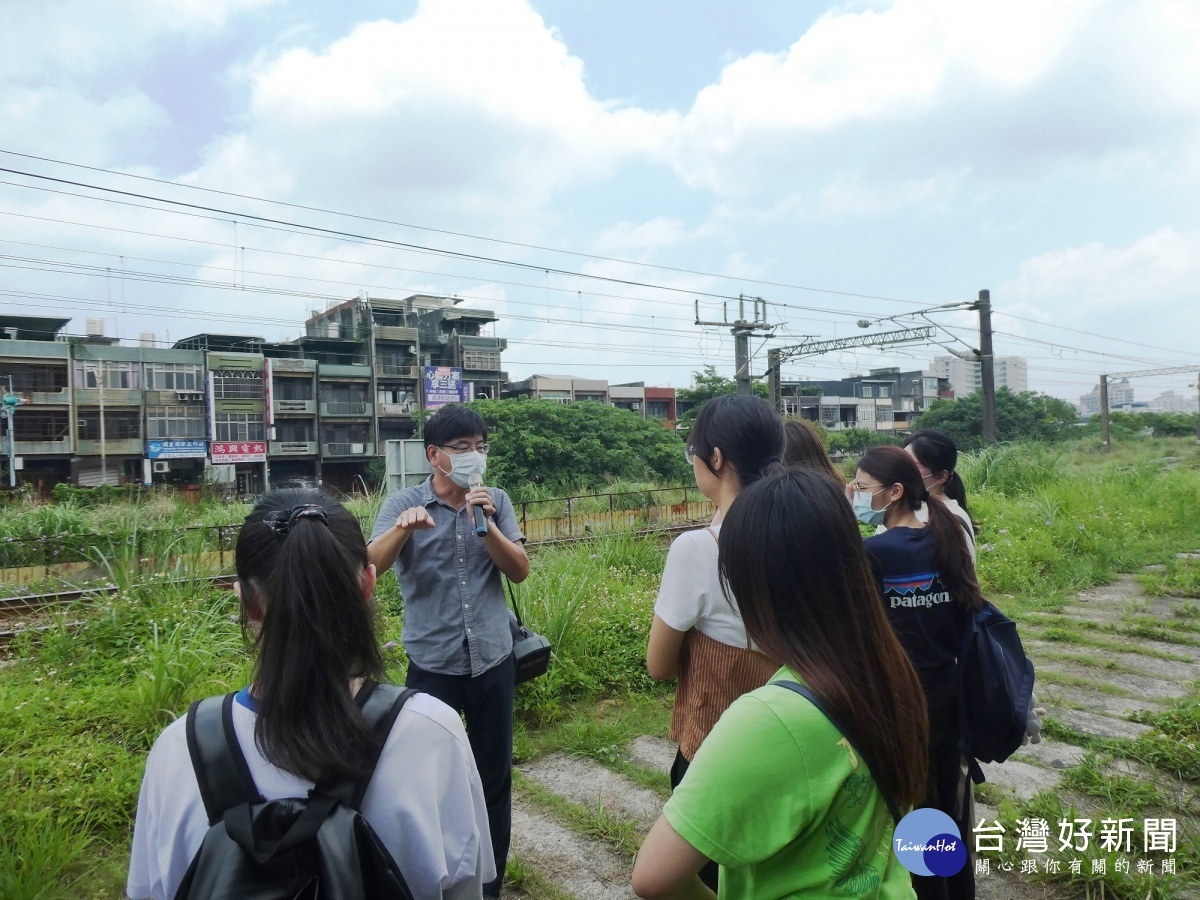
[{"x1": 2, "y1": 0, "x2": 1198, "y2": 404}]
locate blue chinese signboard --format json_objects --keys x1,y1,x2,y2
[
  {"x1": 423, "y1": 366, "x2": 466, "y2": 409},
  {"x1": 146, "y1": 440, "x2": 208, "y2": 460}
]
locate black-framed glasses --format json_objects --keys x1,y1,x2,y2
[{"x1": 441, "y1": 442, "x2": 489, "y2": 455}]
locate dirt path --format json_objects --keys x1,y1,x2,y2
[{"x1": 507, "y1": 566, "x2": 1200, "y2": 898}]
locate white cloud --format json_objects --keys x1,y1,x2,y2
[
  {"x1": 1005, "y1": 228, "x2": 1199, "y2": 313},
  {"x1": 196, "y1": 0, "x2": 677, "y2": 231},
  {"x1": 666, "y1": 0, "x2": 1200, "y2": 198}
]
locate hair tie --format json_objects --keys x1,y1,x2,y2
[{"x1": 263, "y1": 504, "x2": 329, "y2": 541}]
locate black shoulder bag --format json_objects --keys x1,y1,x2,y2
[{"x1": 505, "y1": 578, "x2": 552, "y2": 685}]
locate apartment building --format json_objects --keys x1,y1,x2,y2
[
  {"x1": 930, "y1": 355, "x2": 1028, "y2": 397},
  {"x1": 778, "y1": 367, "x2": 952, "y2": 432},
  {"x1": 0, "y1": 294, "x2": 510, "y2": 492},
  {"x1": 504, "y1": 376, "x2": 677, "y2": 426}
]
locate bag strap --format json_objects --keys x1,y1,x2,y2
[
  {"x1": 956, "y1": 604, "x2": 991, "y2": 787},
  {"x1": 217, "y1": 682, "x2": 417, "y2": 866},
  {"x1": 186, "y1": 693, "x2": 264, "y2": 826},
  {"x1": 310, "y1": 681, "x2": 418, "y2": 810},
  {"x1": 504, "y1": 576, "x2": 525, "y2": 628},
  {"x1": 774, "y1": 681, "x2": 902, "y2": 826}
]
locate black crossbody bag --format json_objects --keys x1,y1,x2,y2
[{"x1": 505, "y1": 578, "x2": 552, "y2": 685}]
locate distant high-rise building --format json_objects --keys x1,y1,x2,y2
[
  {"x1": 930, "y1": 356, "x2": 1028, "y2": 397},
  {"x1": 1148, "y1": 389, "x2": 1198, "y2": 414},
  {"x1": 1079, "y1": 378, "x2": 1135, "y2": 417}
]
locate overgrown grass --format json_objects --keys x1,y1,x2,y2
[{"x1": 4, "y1": 437, "x2": 1200, "y2": 897}]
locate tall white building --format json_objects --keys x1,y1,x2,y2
[
  {"x1": 1079, "y1": 378, "x2": 1135, "y2": 416},
  {"x1": 1148, "y1": 389, "x2": 1198, "y2": 414},
  {"x1": 930, "y1": 356, "x2": 1028, "y2": 397}
]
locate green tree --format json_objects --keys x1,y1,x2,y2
[
  {"x1": 675, "y1": 365, "x2": 768, "y2": 429},
  {"x1": 1082, "y1": 410, "x2": 1198, "y2": 439},
  {"x1": 915, "y1": 387, "x2": 1079, "y2": 449},
  {"x1": 470, "y1": 398, "x2": 689, "y2": 490}
]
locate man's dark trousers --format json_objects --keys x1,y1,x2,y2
[{"x1": 406, "y1": 653, "x2": 516, "y2": 897}]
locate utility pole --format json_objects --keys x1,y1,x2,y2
[
  {"x1": 975, "y1": 289, "x2": 997, "y2": 444},
  {"x1": 2, "y1": 375, "x2": 23, "y2": 488},
  {"x1": 694, "y1": 295, "x2": 774, "y2": 395},
  {"x1": 1099, "y1": 374, "x2": 1110, "y2": 450},
  {"x1": 98, "y1": 360, "x2": 108, "y2": 484}
]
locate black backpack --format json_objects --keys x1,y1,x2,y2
[
  {"x1": 175, "y1": 681, "x2": 417, "y2": 900},
  {"x1": 957, "y1": 600, "x2": 1035, "y2": 784}
]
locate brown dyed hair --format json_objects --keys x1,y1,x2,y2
[
  {"x1": 718, "y1": 468, "x2": 929, "y2": 813},
  {"x1": 856, "y1": 445, "x2": 984, "y2": 614},
  {"x1": 782, "y1": 419, "x2": 844, "y2": 485}
]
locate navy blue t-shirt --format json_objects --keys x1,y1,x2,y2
[{"x1": 863, "y1": 526, "x2": 965, "y2": 703}]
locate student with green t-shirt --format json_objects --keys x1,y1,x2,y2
[{"x1": 632, "y1": 469, "x2": 930, "y2": 900}]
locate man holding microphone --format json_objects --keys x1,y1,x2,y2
[{"x1": 369, "y1": 404, "x2": 529, "y2": 899}]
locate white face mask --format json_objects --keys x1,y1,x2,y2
[{"x1": 438, "y1": 450, "x2": 487, "y2": 489}]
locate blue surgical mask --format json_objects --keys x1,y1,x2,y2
[{"x1": 852, "y1": 490, "x2": 889, "y2": 527}]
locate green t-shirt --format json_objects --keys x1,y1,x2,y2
[{"x1": 663, "y1": 668, "x2": 916, "y2": 899}]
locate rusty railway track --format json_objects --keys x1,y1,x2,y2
[{"x1": 0, "y1": 522, "x2": 704, "y2": 653}]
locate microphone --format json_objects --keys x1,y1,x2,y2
[{"x1": 468, "y1": 474, "x2": 489, "y2": 536}]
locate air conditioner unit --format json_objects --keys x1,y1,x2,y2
[
  {"x1": 152, "y1": 460, "x2": 170, "y2": 473},
  {"x1": 631, "y1": 402, "x2": 641, "y2": 410},
  {"x1": 351, "y1": 443, "x2": 365, "y2": 454}
]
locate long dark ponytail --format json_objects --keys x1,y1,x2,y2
[
  {"x1": 857, "y1": 446, "x2": 983, "y2": 615},
  {"x1": 235, "y1": 489, "x2": 386, "y2": 781},
  {"x1": 718, "y1": 469, "x2": 929, "y2": 813},
  {"x1": 903, "y1": 429, "x2": 971, "y2": 517}
]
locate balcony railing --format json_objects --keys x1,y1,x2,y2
[
  {"x1": 77, "y1": 438, "x2": 143, "y2": 455},
  {"x1": 273, "y1": 399, "x2": 317, "y2": 415},
  {"x1": 377, "y1": 402, "x2": 417, "y2": 417},
  {"x1": 19, "y1": 389, "x2": 71, "y2": 405},
  {"x1": 13, "y1": 439, "x2": 71, "y2": 454},
  {"x1": 322, "y1": 442, "x2": 375, "y2": 457},
  {"x1": 320, "y1": 401, "x2": 371, "y2": 417},
  {"x1": 374, "y1": 362, "x2": 418, "y2": 378},
  {"x1": 74, "y1": 388, "x2": 142, "y2": 405},
  {"x1": 269, "y1": 441, "x2": 318, "y2": 456}
]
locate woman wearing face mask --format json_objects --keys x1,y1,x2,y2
[
  {"x1": 851, "y1": 446, "x2": 982, "y2": 900},
  {"x1": 645, "y1": 394, "x2": 786, "y2": 893},
  {"x1": 899, "y1": 430, "x2": 975, "y2": 563}
]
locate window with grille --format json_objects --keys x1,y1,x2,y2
[
  {"x1": 212, "y1": 370, "x2": 263, "y2": 399},
  {"x1": 145, "y1": 363, "x2": 203, "y2": 391},
  {"x1": 77, "y1": 361, "x2": 138, "y2": 390},
  {"x1": 463, "y1": 349, "x2": 500, "y2": 370},
  {"x1": 215, "y1": 413, "x2": 266, "y2": 442},
  {"x1": 147, "y1": 406, "x2": 205, "y2": 439},
  {"x1": 78, "y1": 410, "x2": 142, "y2": 439},
  {"x1": 11, "y1": 411, "x2": 69, "y2": 440},
  {"x1": 7, "y1": 364, "x2": 67, "y2": 392}
]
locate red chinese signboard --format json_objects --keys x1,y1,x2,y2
[{"x1": 211, "y1": 441, "x2": 267, "y2": 463}]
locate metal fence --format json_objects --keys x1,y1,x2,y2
[
  {"x1": 0, "y1": 525, "x2": 240, "y2": 586},
  {"x1": 0, "y1": 486, "x2": 714, "y2": 589},
  {"x1": 516, "y1": 486, "x2": 714, "y2": 542}
]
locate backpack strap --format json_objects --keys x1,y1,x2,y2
[
  {"x1": 318, "y1": 681, "x2": 418, "y2": 810},
  {"x1": 186, "y1": 693, "x2": 264, "y2": 826},
  {"x1": 775, "y1": 680, "x2": 903, "y2": 826},
  {"x1": 220, "y1": 682, "x2": 418, "y2": 865}
]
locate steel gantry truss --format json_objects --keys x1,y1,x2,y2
[
  {"x1": 765, "y1": 326, "x2": 937, "y2": 410},
  {"x1": 1098, "y1": 365, "x2": 1200, "y2": 448}
]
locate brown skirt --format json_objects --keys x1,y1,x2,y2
[{"x1": 670, "y1": 628, "x2": 779, "y2": 760}]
